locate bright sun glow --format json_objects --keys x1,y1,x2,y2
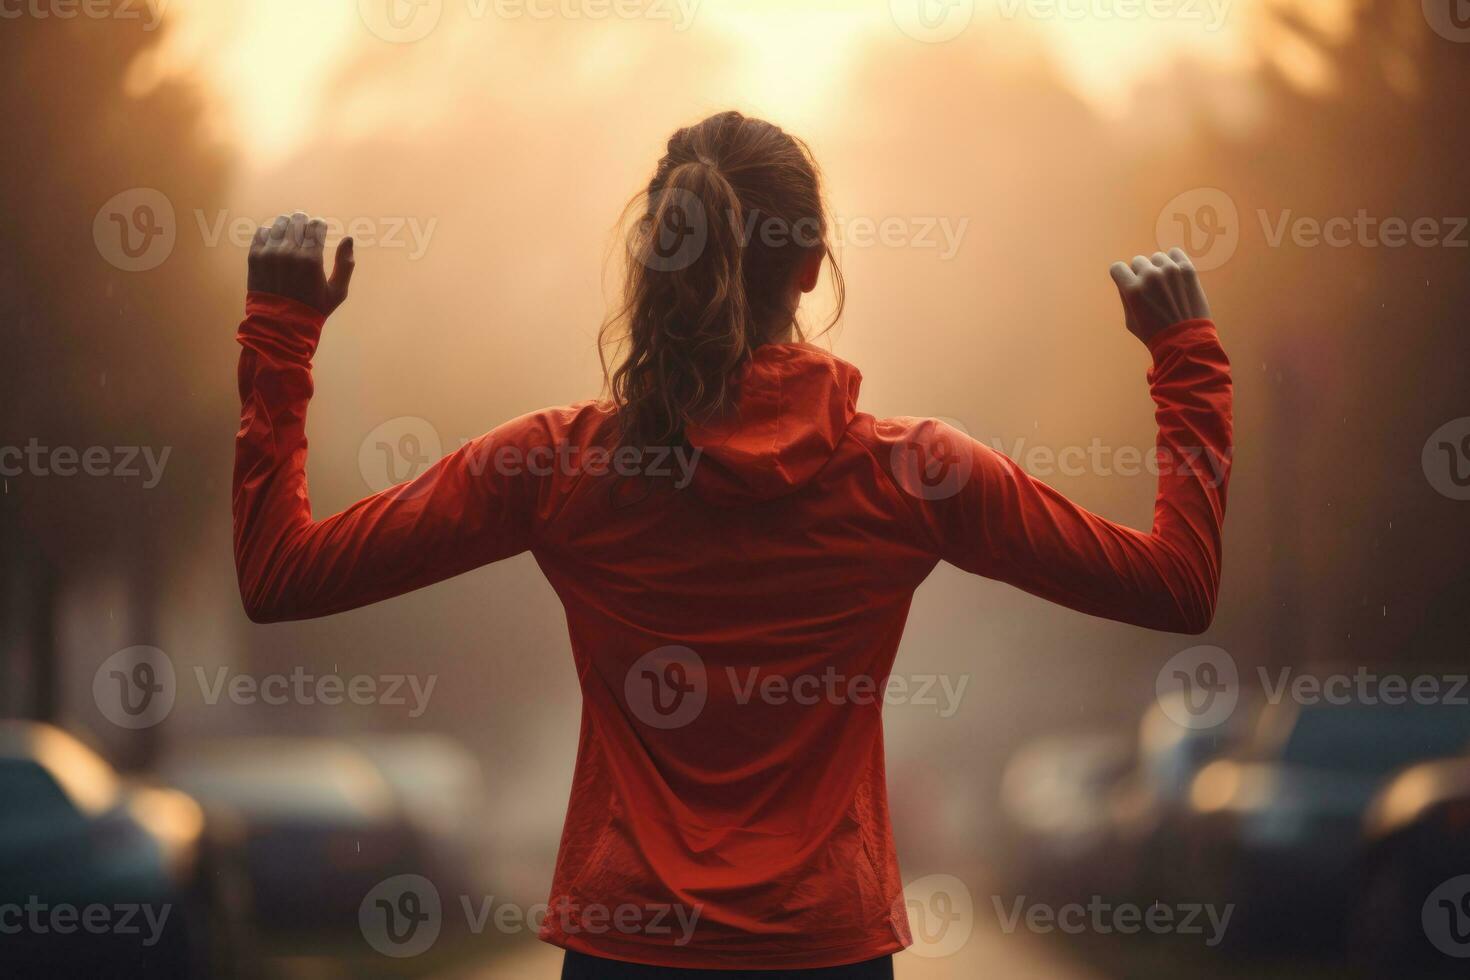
[
  {"x1": 690, "y1": 3, "x2": 883, "y2": 121},
  {"x1": 131, "y1": 0, "x2": 359, "y2": 163},
  {"x1": 138, "y1": 0, "x2": 1355, "y2": 167}
]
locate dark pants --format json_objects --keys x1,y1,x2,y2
[{"x1": 561, "y1": 950, "x2": 895, "y2": 979}]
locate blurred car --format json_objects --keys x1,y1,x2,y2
[
  {"x1": 160, "y1": 737, "x2": 416, "y2": 940},
  {"x1": 347, "y1": 733, "x2": 496, "y2": 898},
  {"x1": 161, "y1": 733, "x2": 494, "y2": 945},
  {"x1": 999, "y1": 732, "x2": 1133, "y2": 896},
  {"x1": 0, "y1": 721, "x2": 215, "y2": 978},
  {"x1": 1182, "y1": 699, "x2": 1470, "y2": 947},
  {"x1": 1353, "y1": 756, "x2": 1470, "y2": 974},
  {"x1": 1101, "y1": 692, "x2": 1249, "y2": 901}
]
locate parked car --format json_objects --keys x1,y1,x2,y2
[
  {"x1": 1101, "y1": 692, "x2": 1249, "y2": 901},
  {"x1": 1182, "y1": 699, "x2": 1470, "y2": 947},
  {"x1": 161, "y1": 733, "x2": 495, "y2": 947},
  {"x1": 160, "y1": 737, "x2": 415, "y2": 942},
  {"x1": 1354, "y1": 756, "x2": 1470, "y2": 974},
  {"x1": 348, "y1": 733, "x2": 496, "y2": 900},
  {"x1": 999, "y1": 732, "x2": 1133, "y2": 896},
  {"x1": 0, "y1": 721, "x2": 219, "y2": 979}
]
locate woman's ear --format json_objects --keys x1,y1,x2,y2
[{"x1": 796, "y1": 248, "x2": 823, "y2": 294}]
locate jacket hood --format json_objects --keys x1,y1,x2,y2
[{"x1": 684, "y1": 343, "x2": 862, "y2": 506}]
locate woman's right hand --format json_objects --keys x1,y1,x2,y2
[
  {"x1": 248, "y1": 211, "x2": 355, "y2": 317},
  {"x1": 1109, "y1": 247, "x2": 1212, "y2": 344}
]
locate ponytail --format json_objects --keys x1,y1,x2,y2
[{"x1": 601, "y1": 111, "x2": 843, "y2": 453}]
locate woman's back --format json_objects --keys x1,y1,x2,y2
[
  {"x1": 233, "y1": 110, "x2": 1230, "y2": 973},
  {"x1": 531, "y1": 343, "x2": 927, "y2": 968},
  {"x1": 450, "y1": 325, "x2": 1226, "y2": 967}
]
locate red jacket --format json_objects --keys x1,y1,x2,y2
[{"x1": 234, "y1": 293, "x2": 1232, "y2": 969}]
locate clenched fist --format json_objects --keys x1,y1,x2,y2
[
  {"x1": 1109, "y1": 247, "x2": 1211, "y2": 345},
  {"x1": 248, "y1": 211, "x2": 355, "y2": 316}
]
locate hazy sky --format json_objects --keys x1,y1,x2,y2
[{"x1": 131, "y1": 0, "x2": 1357, "y2": 168}]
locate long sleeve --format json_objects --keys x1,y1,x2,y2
[
  {"x1": 232, "y1": 292, "x2": 543, "y2": 623},
  {"x1": 898, "y1": 318, "x2": 1232, "y2": 634}
]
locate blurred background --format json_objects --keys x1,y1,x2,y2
[{"x1": 3, "y1": 0, "x2": 1470, "y2": 976}]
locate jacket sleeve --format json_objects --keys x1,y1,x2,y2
[
  {"x1": 232, "y1": 292, "x2": 545, "y2": 623},
  {"x1": 888, "y1": 318, "x2": 1232, "y2": 634}
]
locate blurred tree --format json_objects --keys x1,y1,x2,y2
[
  {"x1": 1205, "y1": 0, "x2": 1470, "y2": 664},
  {"x1": 0, "y1": 8, "x2": 237, "y2": 765}
]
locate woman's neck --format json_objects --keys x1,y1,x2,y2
[{"x1": 761, "y1": 317, "x2": 797, "y2": 345}]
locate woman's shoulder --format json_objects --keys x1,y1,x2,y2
[{"x1": 486, "y1": 399, "x2": 618, "y2": 448}]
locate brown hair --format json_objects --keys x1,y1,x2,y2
[{"x1": 600, "y1": 111, "x2": 844, "y2": 450}]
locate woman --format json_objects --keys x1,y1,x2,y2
[{"x1": 234, "y1": 110, "x2": 1231, "y2": 978}]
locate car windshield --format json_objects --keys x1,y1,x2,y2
[{"x1": 1281, "y1": 704, "x2": 1470, "y2": 775}]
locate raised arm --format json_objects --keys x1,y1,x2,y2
[
  {"x1": 233, "y1": 212, "x2": 542, "y2": 623},
  {"x1": 890, "y1": 248, "x2": 1232, "y2": 634}
]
